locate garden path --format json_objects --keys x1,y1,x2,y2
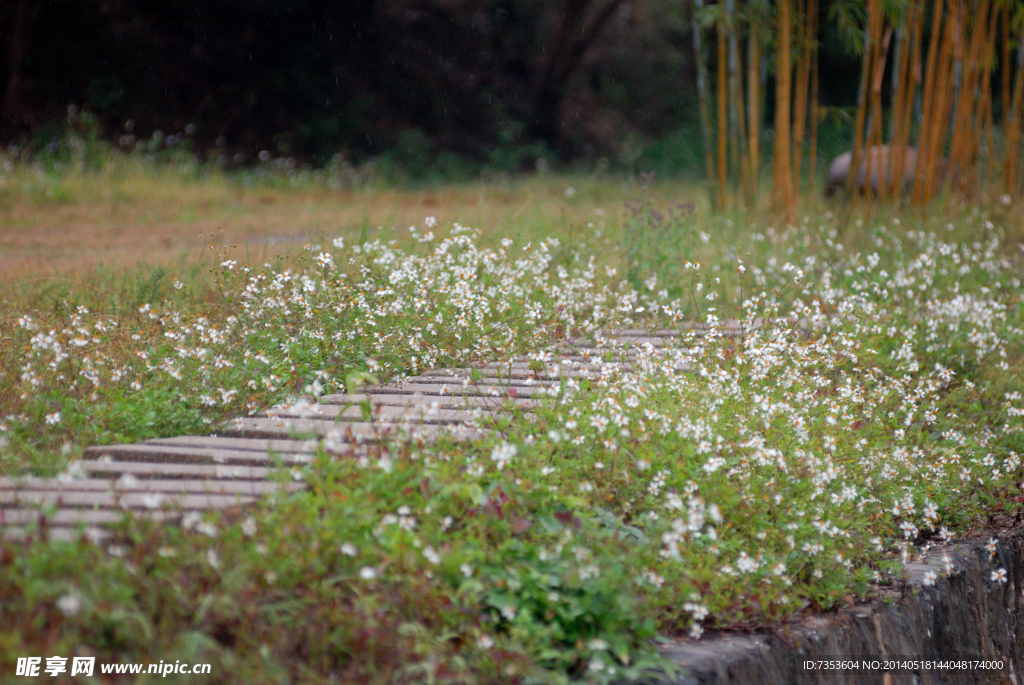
[{"x1": 0, "y1": 326, "x2": 737, "y2": 542}]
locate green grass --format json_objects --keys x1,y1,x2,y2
[{"x1": 2, "y1": 154, "x2": 1024, "y2": 682}]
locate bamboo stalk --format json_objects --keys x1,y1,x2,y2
[
  {"x1": 948, "y1": 0, "x2": 992, "y2": 190},
  {"x1": 892, "y1": 2, "x2": 921, "y2": 198},
  {"x1": 1003, "y1": 2, "x2": 1011, "y2": 123},
  {"x1": 889, "y1": 13, "x2": 910, "y2": 196},
  {"x1": 850, "y1": 0, "x2": 878, "y2": 199},
  {"x1": 718, "y1": 16, "x2": 729, "y2": 210},
  {"x1": 808, "y1": 0, "x2": 820, "y2": 187},
  {"x1": 774, "y1": 0, "x2": 794, "y2": 214},
  {"x1": 914, "y1": 0, "x2": 948, "y2": 202},
  {"x1": 981, "y1": 71, "x2": 996, "y2": 190},
  {"x1": 693, "y1": 0, "x2": 717, "y2": 208},
  {"x1": 861, "y1": 0, "x2": 886, "y2": 199},
  {"x1": 890, "y1": 28, "x2": 903, "y2": 141},
  {"x1": 792, "y1": 0, "x2": 812, "y2": 193},
  {"x1": 922, "y1": 0, "x2": 960, "y2": 202},
  {"x1": 747, "y1": 24, "x2": 762, "y2": 202},
  {"x1": 869, "y1": 26, "x2": 893, "y2": 200},
  {"x1": 1005, "y1": 24, "x2": 1024, "y2": 193},
  {"x1": 952, "y1": 0, "x2": 997, "y2": 193},
  {"x1": 726, "y1": 0, "x2": 750, "y2": 200},
  {"x1": 978, "y1": 2, "x2": 999, "y2": 190},
  {"x1": 904, "y1": 3, "x2": 925, "y2": 193},
  {"x1": 726, "y1": 0, "x2": 739, "y2": 181}
]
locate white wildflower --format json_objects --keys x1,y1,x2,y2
[
  {"x1": 490, "y1": 442, "x2": 517, "y2": 471},
  {"x1": 56, "y1": 592, "x2": 83, "y2": 617}
]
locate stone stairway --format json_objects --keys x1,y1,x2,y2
[{"x1": 0, "y1": 326, "x2": 733, "y2": 542}]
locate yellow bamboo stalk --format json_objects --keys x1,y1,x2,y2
[
  {"x1": 977, "y1": 3, "x2": 999, "y2": 190},
  {"x1": 748, "y1": 26, "x2": 761, "y2": 198},
  {"x1": 850, "y1": 0, "x2": 879, "y2": 199},
  {"x1": 1005, "y1": 28, "x2": 1024, "y2": 193},
  {"x1": 914, "y1": 0, "x2": 947, "y2": 202},
  {"x1": 981, "y1": 74, "x2": 996, "y2": 191},
  {"x1": 902, "y1": 3, "x2": 925, "y2": 191},
  {"x1": 792, "y1": 0, "x2": 812, "y2": 194},
  {"x1": 808, "y1": 0, "x2": 820, "y2": 187},
  {"x1": 869, "y1": 26, "x2": 893, "y2": 200},
  {"x1": 693, "y1": 0, "x2": 717, "y2": 206},
  {"x1": 861, "y1": 3, "x2": 886, "y2": 199},
  {"x1": 923, "y1": 0, "x2": 959, "y2": 202},
  {"x1": 1003, "y1": 3, "x2": 1011, "y2": 122},
  {"x1": 890, "y1": 7, "x2": 917, "y2": 197},
  {"x1": 718, "y1": 21, "x2": 729, "y2": 210},
  {"x1": 948, "y1": 0, "x2": 992, "y2": 189},
  {"x1": 726, "y1": 0, "x2": 750, "y2": 202},
  {"x1": 957, "y1": 0, "x2": 996, "y2": 191},
  {"x1": 774, "y1": 0, "x2": 794, "y2": 214}
]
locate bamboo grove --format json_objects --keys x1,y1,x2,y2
[{"x1": 693, "y1": 0, "x2": 1024, "y2": 211}]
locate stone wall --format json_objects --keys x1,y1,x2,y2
[{"x1": 643, "y1": 528, "x2": 1024, "y2": 685}]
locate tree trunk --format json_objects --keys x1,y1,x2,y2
[
  {"x1": 1, "y1": 0, "x2": 40, "y2": 127},
  {"x1": 530, "y1": 0, "x2": 628, "y2": 149}
]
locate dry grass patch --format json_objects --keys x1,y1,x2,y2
[{"x1": 0, "y1": 164, "x2": 718, "y2": 284}]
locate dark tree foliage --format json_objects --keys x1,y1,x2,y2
[{"x1": 0, "y1": 0, "x2": 711, "y2": 165}]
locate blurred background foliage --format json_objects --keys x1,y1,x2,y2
[{"x1": 0, "y1": 0, "x2": 862, "y2": 179}]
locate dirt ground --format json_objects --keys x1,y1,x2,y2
[{"x1": 0, "y1": 173, "x2": 667, "y2": 284}]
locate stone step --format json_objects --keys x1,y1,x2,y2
[
  {"x1": 602, "y1": 328, "x2": 693, "y2": 337},
  {"x1": 83, "y1": 443, "x2": 315, "y2": 466},
  {"x1": 2, "y1": 526, "x2": 111, "y2": 543},
  {"x1": 579, "y1": 336, "x2": 674, "y2": 348},
  {"x1": 409, "y1": 373, "x2": 559, "y2": 386},
  {"x1": 441, "y1": 364, "x2": 644, "y2": 380},
  {"x1": 318, "y1": 392, "x2": 537, "y2": 410},
  {"x1": 0, "y1": 477, "x2": 302, "y2": 496},
  {"x1": 144, "y1": 436, "x2": 319, "y2": 453},
  {"x1": 0, "y1": 489, "x2": 257, "y2": 510},
  {"x1": 221, "y1": 417, "x2": 485, "y2": 441},
  {"x1": 361, "y1": 382, "x2": 549, "y2": 398},
  {"x1": 0, "y1": 508, "x2": 168, "y2": 526},
  {"x1": 1, "y1": 327, "x2": 717, "y2": 535},
  {"x1": 77, "y1": 460, "x2": 272, "y2": 480},
  {"x1": 261, "y1": 403, "x2": 495, "y2": 424}
]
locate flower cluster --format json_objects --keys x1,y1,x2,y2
[
  {"x1": 4, "y1": 224, "x2": 626, "y2": 450},
  {"x1": 474, "y1": 215, "x2": 1024, "y2": 635}
]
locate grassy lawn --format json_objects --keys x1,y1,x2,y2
[{"x1": 2, "y1": 155, "x2": 1024, "y2": 683}]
